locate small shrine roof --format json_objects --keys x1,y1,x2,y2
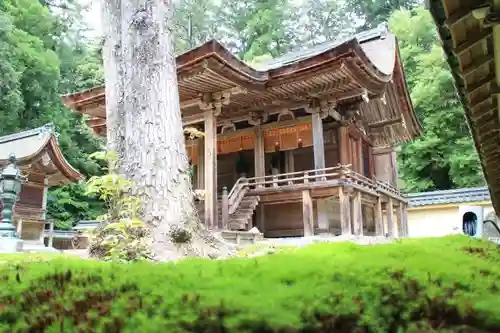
[{"x1": 0, "y1": 124, "x2": 83, "y2": 186}]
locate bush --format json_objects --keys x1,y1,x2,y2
[
  {"x1": 1, "y1": 235, "x2": 500, "y2": 332},
  {"x1": 85, "y1": 151, "x2": 152, "y2": 262}
]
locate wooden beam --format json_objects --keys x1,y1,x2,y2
[
  {"x1": 454, "y1": 30, "x2": 492, "y2": 56},
  {"x1": 466, "y1": 75, "x2": 495, "y2": 95},
  {"x1": 461, "y1": 55, "x2": 494, "y2": 78},
  {"x1": 302, "y1": 190, "x2": 314, "y2": 237},
  {"x1": 444, "y1": 8, "x2": 471, "y2": 28},
  {"x1": 368, "y1": 117, "x2": 402, "y2": 128}
]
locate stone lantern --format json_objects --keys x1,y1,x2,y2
[{"x1": 0, "y1": 153, "x2": 23, "y2": 252}]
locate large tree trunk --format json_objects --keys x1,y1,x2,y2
[
  {"x1": 102, "y1": 0, "x2": 125, "y2": 162},
  {"x1": 101, "y1": 0, "x2": 232, "y2": 260}
]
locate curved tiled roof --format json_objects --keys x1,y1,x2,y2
[
  {"x1": 61, "y1": 25, "x2": 421, "y2": 146},
  {"x1": 0, "y1": 124, "x2": 83, "y2": 186},
  {"x1": 406, "y1": 187, "x2": 491, "y2": 207}
]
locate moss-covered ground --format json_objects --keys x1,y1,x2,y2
[{"x1": 1, "y1": 235, "x2": 500, "y2": 332}]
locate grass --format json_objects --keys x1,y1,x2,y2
[{"x1": 1, "y1": 235, "x2": 500, "y2": 332}]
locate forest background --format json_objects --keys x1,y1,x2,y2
[{"x1": 0, "y1": 0, "x2": 485, "y2": 230}]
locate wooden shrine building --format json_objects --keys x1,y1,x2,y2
[
  {"x1": 0, "y1": 124, "x2": 83, "y2": 249},
  {"x1": 62, "y1": 26, "x2": 421, "y2": 238}
]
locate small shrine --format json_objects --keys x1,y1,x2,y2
[{"x1": 0, "y1": 123, "x2": 83, "y2": 251}]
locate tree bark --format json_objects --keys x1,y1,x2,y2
[
  {"x1": 101, "y1": 0, "x2": 125, "y2": 163},
  {"x1": 102, "y1": 0, "x2": 232, "y2": 260}
]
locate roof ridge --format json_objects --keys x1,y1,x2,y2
[{"x1": 0, "y1": 123, "x2": 55, "y2": 144}]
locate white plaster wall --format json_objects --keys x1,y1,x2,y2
[
  {"x1": 408, "y1": 203, "x2": 496, "y2": 238},
  {"x1": 408, "y1": 207, "x2": 461, "y2": 237}
]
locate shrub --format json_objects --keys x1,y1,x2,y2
[
  {"x1": 85, "y1": 151, "x2": 152, "y2": 262},
  {"x1": 1, "y1": 235, "x2": 500, "y2": 332}
]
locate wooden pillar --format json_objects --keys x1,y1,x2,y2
[
  {"x1": 338, "y1": 125, "x2": 348, "y2": 165},
  {"x1": 285, "y1": 150, "x2": 295, "y2": 173},
  {"x1": 357, "y1": 139, "x2": 363, "y2": 174},
  {"x1": 352, "y1": 191, "x2": 363, "y2": 236},
  {"x1": 48, "y1": 221, "x2": 54, "y2": 248},
  {"x1": 42, "y1": 177, "x2": 48, "y2": 219},
  {"x1": 396, "y1": 203, "x2": 405, "y2": 238},
  {"x1": 197, "y1": 140, "x2": 204, "y2": 189},
  {"x1": 254, "y1": 126, "x2": 265, "y2": 187},
  {"x1": 16, "y1": 219, "x2": 23, "y2": 236},
  {"x1": 302, "y1": 189, "x2": 314, "y2": 236},
  {"x1": 400, "y1": 203, "x2": 409, "y2": 237},
  {"x1": 339, "y1": 187, "x2": 352, "y2": 235},
  {"x1": 312, "y1": 112, "x2": 325, "y2": 172},
  {"x1": 256, "y1": 205, "x2": 265, "y2": 233},
  {"x1": 375, "y1": 197, "x2": 384, "y2": 236},
  {"x1": 390, "y1": 149, "x2": 398, "y2": 186},
  {"x1": 204, "y1": 109, "x2": 217, "y2": 229},
  {"x1": 221, "y1": 187, "x2": 229, "y2": 230},
  {"x1": 386, "y1": 198, "x2": 394, "y2": 237}
]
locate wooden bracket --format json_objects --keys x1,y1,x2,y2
[{"x1": 248, "y1": 111, "x2": 269, "y2": 126}]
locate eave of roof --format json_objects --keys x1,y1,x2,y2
[
  {"x1": 406, "y1": 187, "x2": 491, "y2": 207},
  {"x1": 62, "y1": 25, "x2": 396, "y2": 108},
  {"x1": 426, "y1": 0, "x2": 500, "y2": 214},
  {"x1": 61, "y1": 26, "x2": 420, "y2": 146},
  {"x1": 0, "y1": 124, "x2": 83, "y2": 186}
]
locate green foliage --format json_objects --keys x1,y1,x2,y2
[
  {"x1": 85, "y1": 151, "x2": 151, "y2": 262},
  {"x1": 389, "y1": 7, "x2": 485, "y2": 192},
  {"x1": 1, "y1": 236, "x2": 500, "y2": 331},
  {"x1": 216, "y1": 0, "x2": 298, "y2": 60},
  {"x1": 346, "y1": 0, "x2": 420, "y2": 30},
  {"x1": 0, "y1": 0, "x2": 105, "y2": 229}
]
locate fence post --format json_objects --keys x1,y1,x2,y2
[{"x1": 222, "y1": 186, "x2": 229, "y2": 230}]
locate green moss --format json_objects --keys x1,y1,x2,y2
[{"x1": 1, "y1": 236, "x2": 500, "y2": 332}]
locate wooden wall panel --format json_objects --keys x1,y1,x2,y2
[
  {"x1": 264, "y1": 203, "x2": 304, "y2": 237},
  {"x1": 240, "y1": 134, "x2": 254, "y2": 151},
  {"x1": 325, "y1": 146, "x2": 339, "y2": 167},
  {"x1": 19, "y1": 185, "x2": 43, "y2": 207},
  {"x1": 280, "y1": 132, "x2": 297, "y2": 150},
  {"x1": 264, "y1": 132, "x2": 280, "y2": 153},
  {"x1": 297, "y1": 126, "x2": 313, "y2": 147},
  {"x1": 293, "y1": 147, "x2": 314, "y2": 172},
  {"x1": 217, "y1": 154, "x2": 236, "y2": 191},
  {"x1": 218, "y1": 137, "x2": 242, "y2": 155}
]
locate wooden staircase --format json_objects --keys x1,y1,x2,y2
[{"x1": 194, "y1": 194, "x2": 260, "y2": 230}]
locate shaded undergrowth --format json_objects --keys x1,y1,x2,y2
[{"x1": 1, "y1": 235, "x2": 500, "y2": 332}]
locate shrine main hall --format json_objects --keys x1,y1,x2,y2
[{"x1": 62, "y1": 26, "x2": 421, "y2": 239}]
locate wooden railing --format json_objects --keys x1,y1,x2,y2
[
  {"x1": 220, "y1": 164, "x2": 403, "y2": 230},
  {"x1": 243, "y1": 165, "x2": 347, "y2": 188}
]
